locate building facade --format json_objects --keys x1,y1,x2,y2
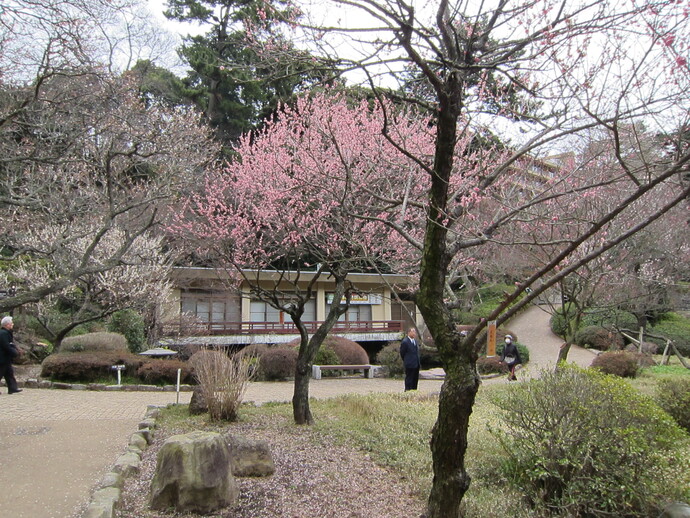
[{"x1": 160, "y1": 267, "x2": 419, "y2": 346}]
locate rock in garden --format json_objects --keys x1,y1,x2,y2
[
  {"x1": 660, "y1": 502, "x2": 690, "y2": 518},
  {"x1": 226, "y1": 434, "x2": 275, "y2": 477},
  {"x1": 149, "y1": 431, "x2": 238, "y2": 514},
  {"x1": 188, "y1": 386, "x2": 208, "y2": 415}
]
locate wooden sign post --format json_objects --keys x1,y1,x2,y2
[{"x1": 487, "y1": 320, "x2": 497, "y2": 357}]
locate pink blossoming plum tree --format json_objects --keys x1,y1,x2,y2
[{"x1": 171, "y1": 90, "x2": 439, "y2": 424}]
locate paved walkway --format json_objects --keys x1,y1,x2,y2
[
  {"x1": 1, "y1": 304, "x2": 595, "y2": 518},
  {"x1": 506, "y1": 304, "x2": 598, "y2": 378},
  {"x1": 0, "y1": 390, "x2": 191, "y2": 518}
]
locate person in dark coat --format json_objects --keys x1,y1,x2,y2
[
  {"x1": 399, "y1": 327, "x2": 421, "y2": 391},
  {"x1": 0, "y1": 315, "x2": 21, "y2": 394},
  {"x1": 500, "y1": 334, "x2": 522, "y2": 381}
]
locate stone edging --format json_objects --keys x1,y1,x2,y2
[
  {"x1": 82, "y1": 404, "x2": 165, "y2": 518},
  {"x1": 19, "y1": 378, "x2": 194, "y2": 392}
]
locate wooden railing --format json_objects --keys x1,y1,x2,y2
[{"x1": 162, "y1": 320, "x2": 405, "y2": 336}]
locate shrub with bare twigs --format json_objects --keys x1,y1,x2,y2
[{"x1": 191, "y1": 347, "x2": 256, "y2": 421}]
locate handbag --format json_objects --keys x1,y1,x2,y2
[{"x1": 504, "y1": 355, "x2": 515, "y2": 363}]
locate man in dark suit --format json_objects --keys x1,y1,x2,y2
[
  {"x1": 399, "y1": 327, "x2": 421, "y2": 391},
  {"x1": 0, "y1": 316, "x2": 21, "y2": 394}
]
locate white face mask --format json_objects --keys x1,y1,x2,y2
[{"x1": 505, "y1": 339, "x2": 511, "y2": 344}]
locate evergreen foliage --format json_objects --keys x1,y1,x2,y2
[
  {"x1": 491, "y1": 365, "x2": 689, "y2": 517},
  {"x1": 107, "y1": 310, "x2": 147, "y2": 353},
  {"x1": 655, "y1": 377, "x2": 690, "y2": 433}
]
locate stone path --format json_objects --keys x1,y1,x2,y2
[
  {"x1": 0, "y1": 390, "x2": 191, "y2": 518},
  {"x1": 1, "y1": 304, "x2": 595, "y2": 518}
]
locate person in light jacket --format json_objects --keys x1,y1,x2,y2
[{"x1": 399, "y1": 328, "x2": 421, "y2": 391}]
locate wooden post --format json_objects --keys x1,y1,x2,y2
[
  {"x1": 638, "y1": 326, "x2": 644, "y2": 353},
  {"x1": 487, "y1": 320, "x2": 497, "y2": 357},
  {"x1": 661, "y1": 340, "x2": 671, "y2": 365}
]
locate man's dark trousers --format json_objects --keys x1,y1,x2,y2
[
  {"x1": 404, "y1": 367, "x2": 419, "y2": 391},
  {"x1": 0, "y1": 362, "x2": 19, "y2": 393}
]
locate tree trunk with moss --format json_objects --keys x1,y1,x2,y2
[{"x1": 418, "y1": 84, "x2": 481, "y2": 517}]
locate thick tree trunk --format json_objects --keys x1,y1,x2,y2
[
  {"x1": 427, "y1": 365, "x2": 479, "y2": 517},
  {"x1": 419, "y1": 80, "x2": 477, "y2": 517},
  {"x1": 292, "y1": 359, "x2": 313, "y2": 424}
]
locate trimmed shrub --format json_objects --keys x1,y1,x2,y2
[
  {"x1": 287, "y1": 335, "x2": 369, "y2": 365},
  {"x1": 590, "y1": 350, "x2": 640, "y2": 378},
  {"x1": 238, "y1": 343, "x2": 269, "y2": 358},
  {"x1": 419, "y1": 345, "x2": 442, "y2": 369},
  {"x1": 625, "y1": 341, "x2": 659, "y2": 355},
  {"x1": 551, "y1": 307, "x2": 639, "y2": 340},
  {"x1": 491, "y1": 365, "x2": 689, "y2": 518},
  {"x1": 326, "y1": 336, "x2": 369, "y2": 364},
  {"x1": 376, "y1": 342, "x2": 404, "y2": 377},
  {"x1": 651, "y1": 312, "x2": 690, "y2": 357},
  {"x1": 655, "y1": 377, "x2": 690, "y2": 433},
  {"x1": 61, "y1": 332, "x2": 128, "y2": 353},
  {"x1": 476, "y1": 355, "x2": 508, "y2": 375},
  {"x1": 581, "y1": 308, "x2": 638, "y2": 332},
  {"x1": 575, "y1": 326, "x2": 625, "y2": 350},
  {"x1": 189, "y1": 348, "x2": 225, "y2": 369},
  {"x1": 637, "y1": 353, "x2": 657, "y2": 368},
  {"x1": 136, "y1": 359, "x2": 193, "y2": 385},
  {"x1": 40, "y1": 351, "x2": 144, "y2": 382},
  {"x1": 171, "y1": 343, "x2": 203, "y2": 361},
  {"x1": 259, "y1": 347, "x2": 297, "y2": 381},
  {"x1": 107, "y1": 309, "x2": 146, "y2": 353},
  {"x1": 314, "y1": 346, "x2": 340, "y2": 366}
]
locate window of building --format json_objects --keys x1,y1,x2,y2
[
  {"x1": 249, "y1": 298, "x2": 316, "y2": 322},
  {"x1": 180, "y1": 290, "x2": 240, "y2": 327},
  {"x1": 326, "y1": 303, "x2": 372, "y2": 322},
  {"x1": 391, "y1": 299, "x2": 416, "y2": 329}
]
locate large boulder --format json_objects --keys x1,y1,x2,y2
[
  {"x1": 149, "y1": 431, "x2": 238, "y2": 514},
  {"x1": 226, "y1": 434, "x2": 275, "y2": 477}
]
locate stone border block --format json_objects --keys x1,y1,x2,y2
[
  {"x1": 112, "y1": 451, "x2": 141, "y2": 478},
  {"x1": 81, "y1": 404, "x2": 173, "y2": 518},
  {"x1": 83, "y1": 486, "x2": 121, "y2": 518}
]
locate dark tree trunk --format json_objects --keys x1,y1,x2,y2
[
  {"x1": 427, "y1": 360, "x2": 480, "y2": 517},
  {"x1": 418, "y1": 78, "x2": 478, "y2": 517},
  {"x1": 292, "y1": 357, "x2": 313, "y2": 424},
  {"x1": 291, "y1": 274, "x2": 349, "y2": 425}
]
